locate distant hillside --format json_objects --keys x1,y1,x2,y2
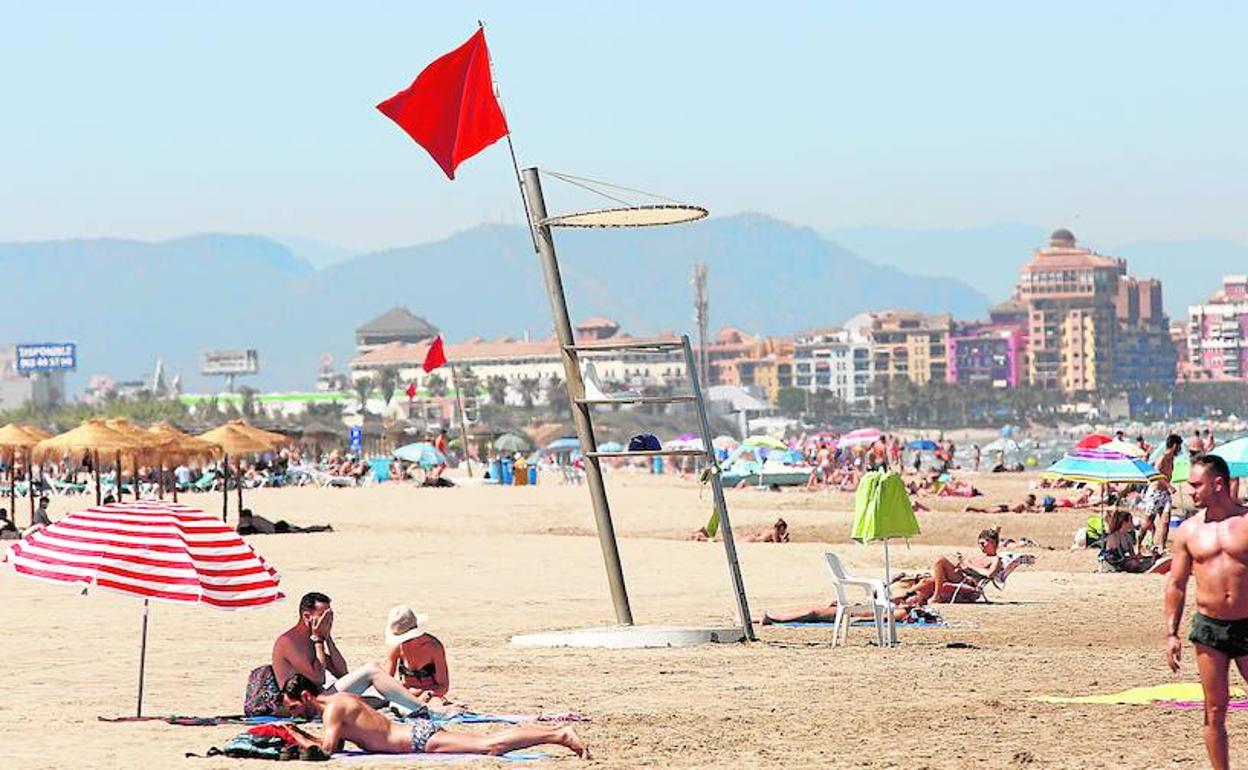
[
  {"x1": 825, "y1": 223, "x2": 1236, "y2": 312},
  {"x1": 0, "y1": 216, "x2": 989, "y2": 391}
]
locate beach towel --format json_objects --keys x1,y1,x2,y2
[
  {"x1": 1156, "y1": 700, "x2": 1248, "y2": 710},
  {"x1": 769, "y1": 620, "x2": 947, "y2": 629},
  {"x1": 1036, "y1": 683, "x2": 1246, "y2": 705},
  {"x1": 331, "y1": 750, "x2": 547, "y2": 763}
]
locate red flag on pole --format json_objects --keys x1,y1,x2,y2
[
  {"x1": 405, "y1": 382, "x2": 418, "y2": 400},
  {"x1": 377, "y1": 28, "x2": 509, "y2": 180},
  {"x1": 422, "y1": 335, "x2": 448, "y2": 373}
]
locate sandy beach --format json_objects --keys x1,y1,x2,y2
[{"x1": 0, "y1": 471, "x2": 1232, "y2": 769}]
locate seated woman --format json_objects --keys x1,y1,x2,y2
[
  {"x1": 895, "y1": 527, "x2": 1003, "y2": 605},
  {"x1": 1099, "y1": 508, "x2": 1164, "y2": 573},
  {"x1": 384, "y1": 605, "x2": 458, "y2": 710}
]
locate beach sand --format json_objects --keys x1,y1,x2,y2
[{"x1": 0, "y1": 471, "x2": 1232, "y2": 769}]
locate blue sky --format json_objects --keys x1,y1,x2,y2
[{"x1": 2, "y1": 2, "x2": 1246, "y2": 252}]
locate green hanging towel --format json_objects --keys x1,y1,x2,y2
[
  {"x1": 704, "y1": 505, "x2": 721, "y2": 538},
  {"x1": 851, "y1": 470, "x2": 920, "y2": 542}
]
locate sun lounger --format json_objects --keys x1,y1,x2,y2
[{"x1": 942, "y1": 552, "x2": 1035, "y2": 603}]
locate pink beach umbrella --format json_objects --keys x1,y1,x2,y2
[
  {"x1": 837, "y1": 428, "x2": 883, "y2": 448},
  {"x1": 4, "y1": 500, "x2": 283, "y2": 715}
]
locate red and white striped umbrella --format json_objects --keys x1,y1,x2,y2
[
  {"x1": 4, "y1": 500, "x2": 283, "y2": 715},
  {"x1": 7, "y1": 500, "x2": 282, "y2": 607}
]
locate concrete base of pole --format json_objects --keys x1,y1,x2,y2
[{"x1": 509, "y1": 625, "x2": 745, "y2": 649}]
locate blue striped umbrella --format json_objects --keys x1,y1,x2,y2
[
  {"x1": 1042, "y1": 448, "x2": 1163, "y2": 485},
  {"x1": 1210, "y1": 437, "x2": 1248, "y2": 478}
]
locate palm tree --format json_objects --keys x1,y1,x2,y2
[
  {"x1": 543, "y1": 375, "x2": 568, "y2": 416},
  {"x1": 377, "y1": 367, "x2": 399, "y2": 407},
  {"x1": 353, "y1": 375, "x2": 374, "y2": 414},
  {"x1": 426, "y1": 373, "x2": 448, "y2": 398},
  {"x1": 517, "y1": 376, "x2": 541, "y2": 409},
  {"x1": 239, "y1": 385, "x2": 259, "y2": 419},
  {"x1": 486, "y1": 375, "x2": 509, "y2": 406}
]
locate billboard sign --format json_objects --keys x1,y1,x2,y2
[
  {"x1": 16, "y1": 342, "x2": 77, "y2": 373},
  {"x1": 202, "y1": 349, "x2": 259, "y2": 376}
]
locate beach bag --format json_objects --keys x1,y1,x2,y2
[
  {"x1": 628, "y1": 434, "x2": 661, "y2": 452},
  {"x1": 244, "y1": 664, "x2": 281, "y2": 717}
]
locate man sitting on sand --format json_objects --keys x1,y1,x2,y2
[
  {"x1": 238, "y1": 508, "x2": 333, "y2": 535},
  {"x1": 0, "y1": 507, "x2": 18, "y2": 540},
  {"x1": 278, "y1": 674, "x2": 588, "y2": 758},
  {"x1": 270, "y1": 592, "x2": 455, "y2": 718}
]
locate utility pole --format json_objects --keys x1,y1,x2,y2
[{"x1": 692, "y1": 262, "x2": 709, "y2": 390}]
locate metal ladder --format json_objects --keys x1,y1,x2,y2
[{"x1": 564, "y1": 334, "x2": 756, "y2": 641}]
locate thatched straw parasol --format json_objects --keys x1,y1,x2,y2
[
  {"x1": 34, "y1": 420, "x2": 142, "y2": 506},
  {"x1": 197, "y1": 421, "x2": 288, "y2": 522},
  {"x1": 0, "y1": 424, "x2": 48, "y2": 526},
  {"x1": 146, "y1": 422, "x2": 222, "y2": 501}
]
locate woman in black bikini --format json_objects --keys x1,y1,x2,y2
[{"x1": 384, "y1": 605, "x2": 451, "y2": 703}]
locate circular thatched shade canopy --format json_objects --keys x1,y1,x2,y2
[
  {"x1": 0, "y1": 424, "x2": 47, "y2": 450},
  {"x1": 33, "y1": 419, "x2": 142, "y2": 461},
  {"x1": 198, "y1": 420, "x2": 287, "y2": 456},
  {"x1": 147, "y1": 421, "x2": 222, "y2": 463}
]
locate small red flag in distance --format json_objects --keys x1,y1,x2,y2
[
  {"x1": 377, "y1": 28, "x2": 509, "y2": 180},
  {"x1": 405, "y1": 382, "x2": 418, "y2": 400},
  {"x1": 422, "y1": 335, "x2": 448, "y2": 373}
]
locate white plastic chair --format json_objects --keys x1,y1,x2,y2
[{"x1": 824, "y1": 551, "x2": 891, "y2": 648}]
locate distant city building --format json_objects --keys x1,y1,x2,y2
[
  {"x1": 791, "y1": 326, "x2": 872, "y2": 404},
  {"x1": 1186, "y1": 275, "x2": 1248, "y2": 380},
  {"x1": 351, "y1": 318, "x2": 686, "y2": 402},
  {"x1": 0, "y1": 345, "x2": 65, "y2": 411},
  {"x1": 945, "y1": 320, "x2": 1027, "y2": 388},
  {"x1": 355, "y1": 307, "x2": 439, "y2": 356},
  {"x1": 845, "y1": 310, "x2": 951, "y2": 386},
  {"x1": 1014, "y1": 228, "x2": 1174, "y2": 393}
]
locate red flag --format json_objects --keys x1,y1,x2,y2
[
  {"x1": 377, "y1": 28, "x2": 509, "y2": 180},
  {"x1": 405, "y1": 382, "x2": 418, "y2": 400},
  {"x1": 422, "y1": 335, "x2": 447, "y2": 373}
]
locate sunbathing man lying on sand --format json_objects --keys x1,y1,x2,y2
[
  {"x1": 238, "y1": 509, "x2": 333, "y2": 535},
  {"x1": 272, "y1": 592, "x2": 457, "y2": 718},
  {"x1": 963, "y1": 494, "x2": 1038, "y2": 514},
  {"x1": 279, "y1": 674, "x2": 588, "y2": 759},
  {"x1": 687, "y1": 518, "x2": 789, "y2": 542}
]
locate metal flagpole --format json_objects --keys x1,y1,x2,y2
[
  {"x1": 522, "y1": 166, "x2": 633, "y2": 625},
  {"x1": 448, "y1": 361, "x2": 473, "y2": 478}
]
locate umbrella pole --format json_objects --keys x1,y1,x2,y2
[
  {"x1": 136, "y1": 599, "x2": 149, "y2": 717},
  {"x1": 8, "y1": 449, "x2": 14, "y2": 525},
  {"x1": 116, "y1": 450, "x2": 123, "y2": 500},
  {"x1": 222, "y1": 453, "x2": 229, "y2": 522},
  {"x1": 94, "y1": 450, "x2": 101, "y2": 505},
  {"x1": 158, "y1": 460, "x2": 165, "y2": 500},
  {"x1": 28, "y1": 448, "x2": 35, "y2": 521},
  {"x1": 237, "y1": 456, "x2": 244, "y2": 516},
  {"x1": 884, "y1": 538, "x2": 897, "y2": 647}
]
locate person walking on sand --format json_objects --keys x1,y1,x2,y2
[{"x1": 1163, "y1": 455, "x2": 1248, "y2": 770}]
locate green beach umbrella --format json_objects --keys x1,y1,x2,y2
[{"x1": 851, "y1": 471, "x2": 919, "y2": 647}]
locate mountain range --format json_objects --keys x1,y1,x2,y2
[
  {"x1": 0, "y1": 215, "x2": 987, "y2": 392},
  {"x1": 1, "y1": 215, "x2": 1236, "y2": 393}
]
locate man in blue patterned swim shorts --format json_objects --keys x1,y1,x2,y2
[{"x1": 278, "y1": 674, "x2": 589, "y2": 759}]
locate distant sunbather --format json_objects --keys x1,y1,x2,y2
[
  {"x1": 761, "y1": 601, "x2": 940, "y2": 625},
  {"x1": 937, "y1": 480, "x2": 983, "y2": 498},
  {"x1": 963, "y1": 494, "x2": 1037, "y2": 514},
  {"x1": 238, "y1": 509, "x2": 333, "y2": 536},
  {"x1": 0, "y1": 508, "x2": 17, "y2": 540},
  {"x1": 687, "y1": 518, "x2": 789, "y2": 543}
]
